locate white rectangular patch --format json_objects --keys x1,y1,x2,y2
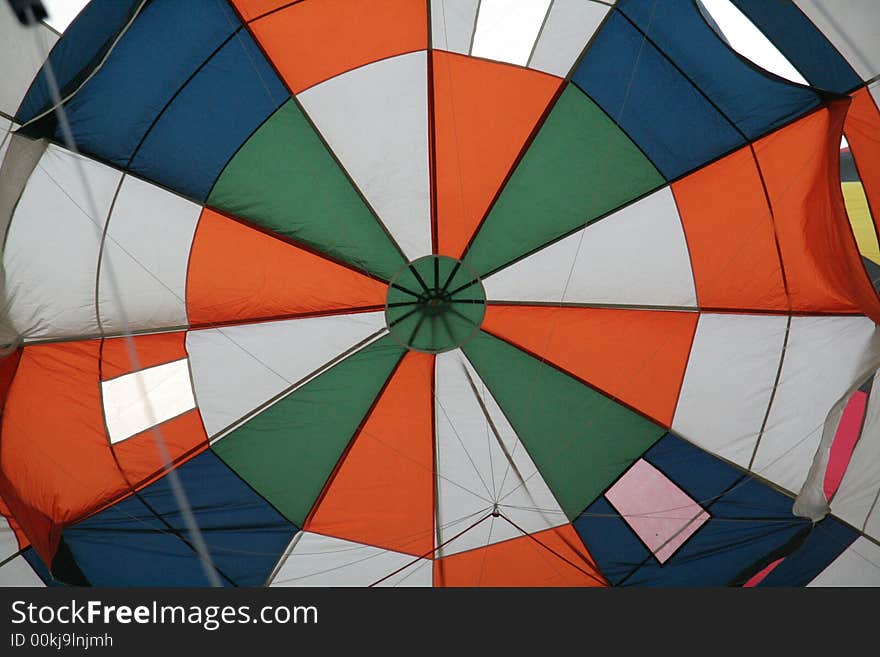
[
  {"x1": 471, "y1": 0, "x2": 552, "y2": 67},
  {"x1": 101, "y1": 358, "x2": 196, "y2": 444}
]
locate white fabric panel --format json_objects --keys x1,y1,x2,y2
[
  {"x1": 431, "y1": 0, "x2": 480, "y2": 55},
  {"x1": 0, "y1": 117, "x2": 13, "y2": 167},
  {"x1": 471, "y1": 0, "x2": 552, "y2": 67},
  {"x1": 270, "y1": 532, "x2": 432, "y2": 587},
  {"x1": 97, "y1": 175, "x2": 199, "y2": 333},
  {"x1": 528, "y1": 0, "x2": 608, "y2": 77},
  {"x1": 434, "y1": 349, "x2": 566, "y2": 557},
  {"x1": 189, "y1": 312, "x2": 386, "y2": 438},
  {"x1": 0, "y1": 514, "x2": 20, "y2": 561},
  {"x1": 830, "y1": 384, "x2": 880, "y2": 539},
  {"x1": 753, "y1": 316, "x2": 880, "y2": 495},
  {"x1": 298, "y1": 52, "x2": 431, "y2": 260},
  {"x1": 870, "y1": 80, "x2": 879, "y2": 111},
  {"x1": 0, "y1": 555, "x2": 45, "y2": 587},
  {"x1": 672, "y1": 313, "x2": 788, "y2": 468},
  {"x1": 794, "y1": 1, "x2": 880, "y2": 81},
  {"x1": 4, "y1": 144, "x2": 121, "y2": 341},
  {"x1": 482, "y1": 187, "x2": 697, "y2": 307},
  {"x1": 808, "y1": 537, "x2": 880, "y2": 587},
  {"x1": 101, "y1": 357, "x2": 196, "y2": 444},
  {"x1": 0, "y1": 2, "x2": 58, "y2": 116}
]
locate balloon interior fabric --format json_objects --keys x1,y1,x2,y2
[{"x1": 1, "y1": 0, "x2": 880, "y2": 587}]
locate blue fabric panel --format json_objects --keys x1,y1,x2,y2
[
  {"x1": 64, "y1": 451, "x2": 297, "y2": 586},
  {"x1": 643, "y1": 434, "x2": 746, "y2": 506},
  {"x1": 756, "y1": 518, "x2": 859, "y2": 586},
  {"x1": 573, "y1": 497, "x2": 651, "y2": 586},
  {"x1": 616, "y1": 0, "x2": 821, "y2": 140},
  {"x1": 21, "y1": 547, "x2": 65, "y2": 587},
  {"x1": 572, "y1": 11, "x2": 745, "y2": 180},
  {"x1": 57, "y1": 0, "x2": 240, "y2": 168},
  {"x1": 574, "y1": 434, "x2": 821, "y2": 586},
  {"x1": 63, "y1": 493, "x2": 223, "y2": 587},
  {"x1": 730, "y1": 0, "x2": 861, "y2": 94},
  {"x1": 16, "y1": 0, "x2": 141, "y2": 123},
  {"x1": 128, "y1": 29, "x2": 288, "y2": 201}
]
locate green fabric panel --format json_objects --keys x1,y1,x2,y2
[
  {"x1": 463, "y1": 331, "x2": 666, "y2": 519},
  {"x1": 463, "y1": 85, "x2": 664, "y2": 277},
  {"x1": 207, "y1": 100, "x2": 406, "y2": 280},
  {"x1": 213, "y1": 336, "x2": 406, "y2": 525},
  {"x1": 385, "y1": 255, "x2": 486, "y2": 353}
]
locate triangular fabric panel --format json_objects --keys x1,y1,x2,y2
[
  {"x1": 299, "y1": 51, "x2": 430, "y2": 260},
  {"x1": 187, "y1": 312, "x2": 386, "y2": 438},
  {"x1": 245, "y1": 0, "x2": 427, "y2": 93},
  {"x1": 482, "y1": 186, "x2": 697, "y2": 307},
  {"x1": 461, "y1": 84, "x2": 664, "y2": 277},
  {"x1": 432, "y1": 50, "x2": 562, "y2": 259},
  {"x1": 434, "y1": 524, "x2": 606, "y2": 587},
  {"x1": 434, "y1": 349, "x2": 568, "y2": 557},
  {"x1": 270, "y1": 532, "x2": 432, "y2": 587},
  {"x1": 482, "y1": 305, "x2": 698, "y2": 427},
  {"x1": 462, "y1": 331, "x2": 666, "y2": 519},
  {"x1": 207, "y1": 100, "x2": 406, "y2": 280},
  {"x1": 306, "y1": 351, "x2": 434, "y2": 557},
  {"x1": 212, "y1": 336, "x2": 406, "y2": 526},
  {"x1": 186, "y1": 208, "x2": 388, "y2": 326}
]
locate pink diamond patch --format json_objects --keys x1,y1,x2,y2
[{"x1": 605, "y1": 459, "x2": 710, "y2": 563}]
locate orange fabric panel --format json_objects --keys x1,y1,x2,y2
[
  {"x1": 0, "y1": 341, "x2": 129, "y2": 563},
  {"x1": 101, "y1": 332, "x2": 187, "y2": 381},
  {"x1": 113, "y1": 410, "x2": 209, "y2": 491},
  {"x1": 306, "y1": 351, "x2": 434, "y2": 556},
  {"x1": 845, "y1": 87, "x2": 880, "y2": 242},
  {"x1": 755, "y1": 103, "x2": 880, "y2": 320},
  {"x1": 249, "y1": 0, "x2": 427, "y2": 93},
  {"x1": 433, "y1": 51, "x2": 562, "y2": 258},
  {"x1": 0, "y1": 348, "x2": 21, "y2": 412},
  {"x1": 186, "y1": 209, "x2": 387, "y2": 326},
  {"x1": 434, "y1": 524, "x2": 607, "y2": 587},
  {"x1": 229, "y1": 0, "x2": 293, "y2": 21},
  {"x1": 482, "y1": 305, "x2": 697, "y2": 427},
  {"x1": 672, "y1": 147, "x2": 788, "y2": 311}
]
